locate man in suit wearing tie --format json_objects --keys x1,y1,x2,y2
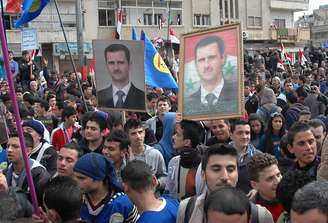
[
  {"x1": 97, "y1": 43, "x2": 145, "y2": 110},
  {"x1": 185, "y1": 36, "x2": 237, "y2": 115}
]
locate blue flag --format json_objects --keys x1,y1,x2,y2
[
  {"x1": 15, "y1": 0, "x2": 49, "y2": 27},
  {"x1": 140, "y1": 30, "x2": 178, "y2": 89},
  {"x1": 132, "y1": 26, "x2": 139, "y2": 40}
]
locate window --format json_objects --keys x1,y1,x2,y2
[
  {"x1": 98, "y1": 9, "x2": 115, "y2": 26},
  {"x1": 144, "y1": 14, "x2": 152, "y2": 25},
  {"x1": 154, "y1": 14, "x2": 163, "y2": 25},
  {"x1": 248, "y1": 16, "x2": 262, "y2": 27},
  {"x1": 3, "y1": 15, "x2": 27, "y2": 29},
  {"x1": 194, "y1": 14, "x2": 210, "y2": 26},
  {"x1": 274, "y1": 19, "x2": 286, "y2": 28},
  {"x1": 98, "y1": 0, "x2": 117, "y2": 26}
]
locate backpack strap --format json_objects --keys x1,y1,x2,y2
[
  {"x1": 184, "y1": 196, "x2": 197, "y2": 223},
  {"x1": 250, "y1": 202, "x2": 259, "y2": 223}
]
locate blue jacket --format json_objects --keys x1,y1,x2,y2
[{"x1": 154, "y1": 112, "x2": 176, "y2": 167}]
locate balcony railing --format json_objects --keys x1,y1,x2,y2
[{"x1": 270, "y1": 27, "x2": 310, "y2": 42}]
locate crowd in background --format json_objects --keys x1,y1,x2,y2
[{"x1": 0, "y1": 46, "x2": 328, "y2": 223}]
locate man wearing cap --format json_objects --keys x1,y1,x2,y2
[
  {"x1": 73, "y1": 152, "x2": 138, "y2": 223},
  {"x1": 23, "y1": 120, "x2": 57, "y2": 176}
]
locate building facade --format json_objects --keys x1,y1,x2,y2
[{"x1": 4, "y1": 0, "x2": 310, "y2": 71}]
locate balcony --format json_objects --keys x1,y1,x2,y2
[
  {"x1": 270, "y1": 27, "x2": 310, "y2": 43},
  {"x1": 270, "y1": 0, "x2": 309, "y2": 11}
]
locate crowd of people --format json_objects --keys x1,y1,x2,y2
[{"x1": 0, "y1": 46, "x2": 328, "y2": 223}]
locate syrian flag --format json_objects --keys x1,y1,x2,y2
[
  {"x1": 169, "y1": 26, "x2": 180, "y2": 44},
  {"x1": 299, "y1": 49, "x2": 307, "y2": 66},
  {"x1": 116, "y1": 8, "x2": 123, "y2": 37},
  {"x1": 31, "y1": 49, "x2": 39, "y2": 60},
  {"x1": 277, "y1": 58, "x2": 284, "y2": 70},
  {"x1": 285, "y1": 52, "x2": 292, "y2": 61}
]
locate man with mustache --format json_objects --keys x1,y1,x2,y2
[
  {"x1": 185, "y1": 36, "x2": 237, "y2": 115},
  {"x1": 97, "y1": 43, "x2": 145, "y2": 110}
]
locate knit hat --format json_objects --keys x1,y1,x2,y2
[
  {"x1": 22, "y1": 120, "x2": 45, "y2": 137},
  {"x1": 73, "y1": 152, "x2": 122, "y2": 192}
]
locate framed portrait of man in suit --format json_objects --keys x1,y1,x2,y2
[
  {"x1": 93, "y1": 40, "x2": 146, "y2": 112},
  {"x1": 178, "y1": 23, "x2": 244, "y2": 121}
]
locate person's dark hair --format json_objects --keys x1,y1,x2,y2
[
  {"x1": 43, "y1": 176, "x2": 82, "y2": 221},
  {"x1": 287, "y1": 122, "x2": 311, "y2": 146},
  {"x1": 0, "y1": 192, "x2": 27, "y2": 221},
  {"x1": 47, "y1": 94, "x2": 56, "y2": 102},
  {"x1": 105, "y1": 129, "x2": 130, "y2": 150},
  {"x1": 9, "y1": 132, "x2": 34, "y2": 149},
  {"x1": 286, "y1": 92, "x2": 298, "y2": 104},
  {"x1": 36, "y1": 100, "x2": 50, "y2": 112},
  {"x1": 280, "y1": 134, "x2": 296, "y2": 159},
  {"x1": 291, "y1": 181, "x2": 328, "y2": 217},
  {"x1": 179, "y1": 120, "x2": 202, "y2": 148},
  {"x1": 247, "y1": 153, "x2": 278, "y2": 181},
  {"x1": 283, "y1": 79, "x2": 293, "y2": 86},
  {"x1": 124, "y1": 119, "x2": 143, "y2": 133},
  {"x1": 248, "y1": 113, "x2": 265, "y2": 141},
  {"x1": 157, "y1": 95, "x2": 171, "y2": 107},
  {"x1": 121, "y1": 160, "x2": 154, "y2": 192},
  {"x1": 61, "y1": 106, "x2": 77, "y2": 122},
  {"x1": 104, "y1": 44, "x2": 130, "y2": 63},
  {"x1": 309, "y1": 118, "x2": 327, "y2": 133},
  {"x1": 195, "y1": 36, "x2": 225, "y2": 58},
  {"x1": 61, "y1": 143, "x2": 84, "y2": 158},
  {"x1": 296, "y1": 86, "x2": 308, "y2": 98},
  {"x1": 276, "y1": 170, "x2": 313, "y2": 213},
  {"x1": 230, "y1": 120, "x2": 249, "y2": 133},
  {"x1": 84, "y1": 112, "x2": 107, "y2": 131},
  {"x1": 204, "y1": 186, "x2": 251, "y2": 221},
  {"x1": 21, "y1": 50, "x2": 29, "y2": 56},
  {"x1": 146, "y1": 92, "x2": 158, "y2": 102},
  {"x1": 202, "y1": 144, "x2": 238, "y2": 171},
  {"x1": 264, "y1": 112, "x2": 286, "y2": 154},
  {"x1": 299, "y1": 110, "x2": 311, "y2": 116}
]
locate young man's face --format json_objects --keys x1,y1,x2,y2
[
  {"x1": 284, "y1": 82, "x2": 293, "y2": 92},
  {"x1": 103, "y1": 140, "x2": 125, "y2": 165},
  {"x1": 73, "y1": 172, "x2": 99, "y2": 194},
  {"x1": 207, "y1": 211, "x2": 248, "y2": 223},
  {"x1": 251, "y1": 164, "x2": 282, "y2": 201},
  {"x1": 231, "y1": 124, "x2": 251, "y2": 151},
  {"x1": 147, "y1": 98, "x2": 158, "y2": 110},
  {"x1": 203, "y1": 154, "x2": 238, "y2": 192},
  {"x1": 23, "y1": 126, "x2": 41, "y2": 145},
  {"x1": 195, "y1": 42, "x2": 225, "y2": 85},
  {"x1": 84, "y1": 121, "x2": 104, "y2": 142},
  {"x1": 128, "y1": 127, "x2": 145, "y2": 148},
  {"x1": 65, "y1": 114, "x2": 77, "y2": 127},
  {"x1": 172, "y1": 124, "x2": 188, "y2": 150},
  {"x1": 290, "y1": 208, "x2": 327, "y2": 223},
  {"x1": 157, "y1": 100, "x2": 171, "y2": 116},
  {"x1": 7, "y1": 137, "x2": 23, "y2": 164},
  {"x1": 311, "y1": 126, "x2": 326, "y2": 150},
  {"x1": 210, "y1": 120, "x2": 230, "y2": 141},
  {"x1": 299, "y1": 114, "x2": 311, "y2": 124},
  {"x1": 57, "y1": 147, "x2": 79, "y2": 176},
  {"x1": 288, "y1": 130, "x2": 317, "y2": 167}
]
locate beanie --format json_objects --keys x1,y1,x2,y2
[
  {"x1": 73, "y1": 152, "x2": 122, "y2": 191},
  {"x1": 22, "y1": 120, "x2": 45, "y2": 137}
]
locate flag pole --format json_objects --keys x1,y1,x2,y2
[
  {"x1": 0, "y1": 9, "x2": 40, "y2": 216},
  {"x1": 0, "y1": 0, "x2": 7, "y2": 41},
  {"x1": 53, "y1": 0, "x2": 89, "y2": 112}
]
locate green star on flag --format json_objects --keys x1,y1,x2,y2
[
  {"x1": 186, "y1": 78, "x2": 197, "y2": 92},
  {"x1": 224, "y1": 61, "x2": 235, "y2": 77}
]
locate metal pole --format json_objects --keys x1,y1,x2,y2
[
  {"x1": 53, "y1": 0, "x2": 89, "y2": 111},
  {"x1": 76, "y1": 0, "x2": 84, "y2": 67}
]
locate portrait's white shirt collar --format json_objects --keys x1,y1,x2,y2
[
  {"x1": 112, "y1": 82, "x2": 131, "y2": 104},
  {"x1": 200, "y1": 79, "x2": 224, "y2": 105}
]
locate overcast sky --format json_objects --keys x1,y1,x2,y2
[{"x1": 294, "y1": 0, "x2": 328, "y2": 20}]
